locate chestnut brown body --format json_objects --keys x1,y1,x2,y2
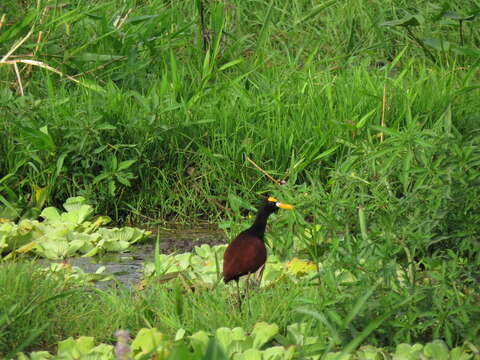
[{"x1": 223, "y1": 233, "x2": 267, "y2": 283}]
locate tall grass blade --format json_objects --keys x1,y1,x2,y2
[
  {"x1": 343, "y1": 282, "x2": 379, "y2": 326},
  {"x1": 0, "y1": 10, "x2": 36, "y2": 44},
  {"x1": 295, "y1": 0, "x2": 338, "y2": 25},
  {"x1": 254, "y1": 1, "x2": 275, "y2": 57}
]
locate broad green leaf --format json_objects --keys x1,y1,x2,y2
[
  {"x1": 67, "y1": 232, "x2": 100, "y2": 254},
  {"x1": 63, "y1": 197, "x2": 88, "y2": 212},
  {"x1": 84, "y1": 216, "x2": 112, "y2": 232},
  {"x1": 251, "y1": 323, "x2": 279, "y2": 349},
  {"x1": 423, "y1": 341, "x2": 449, "y2": 360},
  {"x1": 190, "y1": 331, "x2": 210, "y2": 355},
  {"x1": 286, "y1": 323, "x2": 310, "y2": 345},
  {"x1": 74, "y1": 336, "x2": 96, "y2": 354},
  {"x1": 168, "y1": 343, "x2": 195, "y2": 360},
  {"x1": 174, "y1": 328, "x2": 186, "y2": 341},
  {"x1": 257, "y1": 262, "x2": 283, "y2": 285},
  {"x1": 286, "y1": 258, "x2": 317, "y2": 276},
  {"x1": 202, "y1": 338, "x2": 228, "y2": 360},
  {"x1": 57, "y1": 337, "x2": 77, "y2": 355},
  {"x1": 235, "y1": 348, "x2": 263, "y2": 360},
  {"x1": 83, "y1": 246, "x2": 100, "y2": 257},
  {"x1": 394, "y1": 343, "x2": 423, "y2": 359},
  {"x1": 131, "y1": 328, "x2": 165, "y2": 355},
  {"x1": 37, "y1": 239, "x2": 70, "y2": 259},
  {"x1": 195, "y1": 244, "x2": 214, "y2": 258},
  {"x1": 175, "y1": 253, "x2": 193, "y2": 270},
  {"x1": 215, "y1": 327, "x2": 247, "y2": 356},
  {"x1": 263, "y1": 346, "x2": 295, "y2": 360},
  {"x1": 115, "y1": 174, "x2": 132, "y2": 187},
  {"x1": 450, "y1": 347, "x2": 473, "y2": 360},
  {"x1": 93, "y1": 172, "x2": 111, "y2": 184},
  {"x1": 89, "y1": 343, "x2": 115, "y2": 356},
  {"x1": 61, "y1": 205, "x2": 94, "y2": 225},
  {"x1": 357, "y1": 345, "x2": 386, "y2": 360},
  {"x1": 102, "y1": 239, "x2": 130, "y2": 252},
  {"x1": 117, "y1": 159, "x2": 137, "y2": 171},
  {"x1": 98, "y1": 227, "x2": 150, "y2": 245},
  {"x1": 40, "y1": 207, "x2": 61, "y2": 222}
]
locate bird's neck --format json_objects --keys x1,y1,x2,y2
[{"x1": 243, "y1": 207, "x2": 273, "y2": 240}]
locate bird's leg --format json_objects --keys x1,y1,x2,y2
[
  {"x1": 236, "y1": 279, "x2": 242, "y2": 310},
  {"x1": 255, "y1": 264, "x2": 265, "y2": 287},
  {"x1": 246, "y1": 272, "x2": 252, "y2": 299}
]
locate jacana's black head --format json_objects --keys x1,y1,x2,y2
[
  {"x1": 264, "y1": 195, "x2": 294, "y2": 209},
  {"x1": 243, "y1": 196, "x2": 294, "y2": 239},
  {"x1": 261, "y1": 197, "x2": 280, "y2": 214}
]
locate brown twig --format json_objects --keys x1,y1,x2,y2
[
  {"x1": 245, "y1": 156, "x2": 282, "y2": 185},
  {"x1": 209, "y1": 198, "x2": 227, "y2": 212},
  {"x1": 199, "y1": 0, "x2": 210, "y2": 51}
]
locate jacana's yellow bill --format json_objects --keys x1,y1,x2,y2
[
  {"x1": 267, "y1": 196, "x2": 294, "y2": 210},
  {"x1": 276, "y1": 202, "x2": 294, "y2": 210}
]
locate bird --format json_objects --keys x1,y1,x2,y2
[{"x1": 223, "y1": 195, "x2": 294, "y2": 307}]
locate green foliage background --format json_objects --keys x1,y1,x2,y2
[
  {"x1": 0, "y1": 0, "x2": 480, "y2": 357},
  {"x1": 1, "y1": 0, "x2": 479, "y2": 223}
]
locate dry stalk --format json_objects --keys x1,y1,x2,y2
[
  {"x1": 0, "y1": 14, "x2": 6, "y2": 30},
  {"x1": 245, "y1": 156, "x2": 282, "y2": 185},
  {"x1": 2, "y1": 59, "x2": 83, "y2": 86},
  {"x1": 113, "y1": 8, "x2": 132, "y2": 29},
  {"x1": 1, "y1": 29, "x2": 33, "y2": 62},
  {"x1": 13, "y1": 63, "x2": 24, "y2": 95}
]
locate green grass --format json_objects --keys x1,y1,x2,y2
[
  {"x1": 1, "y1": 0, "x2": 480, "y2": 357},
  {"x1": 0, "y1": 262, "x2": 315, "y2": 353},
  {"x1": 1, "y1": 0, "x2": 479, "y2": 222},
  {"x1": 0, "y1": 258, "x2": 478, "y2": 356}
]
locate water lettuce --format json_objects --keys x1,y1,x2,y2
[{"x1": 0, "y1": 197, "x2": 151, "y2": 259}]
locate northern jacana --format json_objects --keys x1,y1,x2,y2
[{"x1": 223, "y1": 196, "x2": 294, "y2": 307}]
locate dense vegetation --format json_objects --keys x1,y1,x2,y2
[{"x1": 1, "y1": 0, "x2": 479, "y2": 358}]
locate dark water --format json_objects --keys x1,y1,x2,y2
[{"x1": 53, "y1": 228, "x2": 226, "y2": 288}]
